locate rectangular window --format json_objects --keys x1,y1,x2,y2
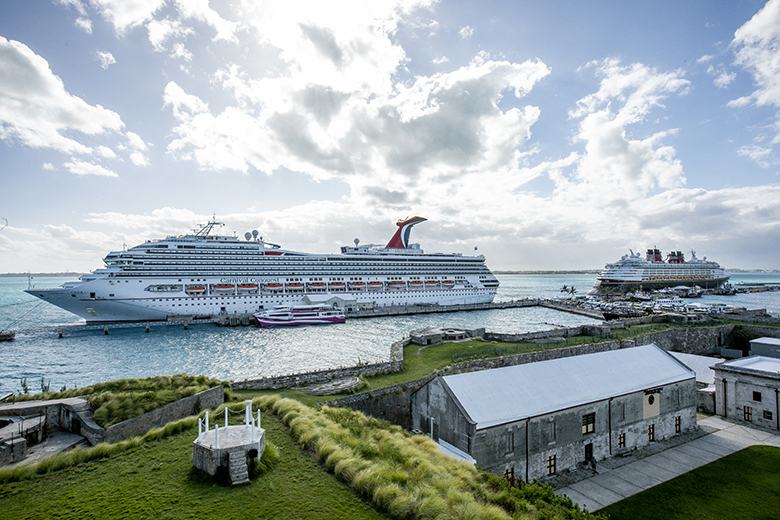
[
  {"x1": 675, "y1": 416, "x2": 681, "y2": 434},
  {"x1": 582, "y1": 413, "x2": 595, "y2": 435},
  {"x1": 549, "y1": 421, "x2": 556, "y2": 440},
  {"x1": 618, "y1": 433, "x2": 626, "y2": 449},
  {"x1": 764, "y1": 410, "x2": 773, "y2": 421},
  {"x1": 753, "y1": 391, "x2": 762, "y2": 402},
  {"x1": 744, "y1": 406, "x2": 753, "y2": 422},
  {"x1": 547, "y1": 455, "x2": 556, "y2": 476},
  {"x1": 648, "y1": 424, "x2": 655, "y2": 442},
  {"x1": 506, "y1": 431, "x2": 515, "y2": 454}
]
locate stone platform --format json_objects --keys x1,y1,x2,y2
[{"x1": 193, "y1": 402, "x2": 265, "y2": 485}]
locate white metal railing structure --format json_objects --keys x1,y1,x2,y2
[{"x1": 195, "y1": 402, "x2": 262, "y2": 449}]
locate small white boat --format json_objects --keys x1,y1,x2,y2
[{"x1": 254, "y1": 305, "x2": 346, "y2": 326}]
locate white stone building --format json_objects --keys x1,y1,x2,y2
[
  {"x1": 713, "y1": 356, "x2": 780, "y2": 431},
  {"x1": 410, "y1": 344, "x2": 697, "y2": 482}
]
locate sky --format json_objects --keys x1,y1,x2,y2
[{"x1": 1, "y1": 0, "x2": 779, "y2": 272}]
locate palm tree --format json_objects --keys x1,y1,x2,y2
[
  {"x1": 569, "y1": 287, "x2": 578, "y2": 297},
  {"x1": 560, "y1": 285, "x2": 569, "y2": 295}
]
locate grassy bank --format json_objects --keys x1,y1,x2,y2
[
  {"x1": 602, "y1": 445, "x2": 780, "y2": 520},
  {"x1": 13, "y1": 374, "x2": 225, "y2": 427},
  {"x1": 0, "y1": 402, "x2": 389, "y2": 520}
]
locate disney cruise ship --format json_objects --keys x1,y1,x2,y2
[
  {"x1": 26, "y1": 217, "x2": 499, "y2": 323},
  {"x1": 589, "y1": 248, "x2": 729, "y2": 295}
]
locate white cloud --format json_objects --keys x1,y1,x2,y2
[
  {"x1": 737, "y1": 144, "x2": 780, "y2": 167},
  {"x1": 174, "y1": 0, "x2": 238, "y2": 43},
  {"x1": 730, "y1": 0, "x2": 780, "y2": 141},
  {"x1": 432, "y1": 56, "x2": 448, "y2": 65},
  {"x1": 63, "y1": 158, "x2": 118, "y2": 177},
  {"x1": 146, "y1": 18, "x2": 194, "y2": 52},
  {"x1": 58, "y1": 0, "x2": 87, "y2": 16},
  {"x1": 458, "y1": 25, "x2": 474, "y2": 39},
  {"x1": 170, "y1": 42, "x2": 193, "y2": 61},
  {"x1": 76, "y1": 17, "x2": 93, "y2": 33},
  {"x1": 42, "y1": 162, "x2": 55, "y2": 170},
  {"x1": 95, "y1": 50, "x2": 116, "y2": 69},
  {"x1": 714, "y1": 70, "x2": 736, "y2": 88},
  {"x1": 697, "y1": 54, "x2": 714, "y2": 63},
  {"x1": 0, "y1": 37, "x2": 124, "y2": 154},
  {"x1": 89, "y1": 0, "x2": 166, "y2": 34},
  {"x1": 96, "y1": 145, "x2": 117, "y2": 158}
]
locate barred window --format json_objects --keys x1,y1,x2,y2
[
  {"x1": 763, "y1": 410, "x2": 773, "y2": 421},
  {"x1": 547, "y1": 455, "x2": 556, "y2": 476},
  {"x1": 675, "y1": 416, "x2": 681, "y2": 434},
  {"x1": 618, "y1": 433, "x2": 626, "y2": 449},
  {"x1": 744, "y1": 406, "x2": 753, "y2": 422},
  {"x1": 582, "y1": 413, "x2": 595, "y2": 435},
  {"x1": 648, "y1": 424, "x2": 655, "y2": 442}
]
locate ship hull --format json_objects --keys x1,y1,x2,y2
[
  {"x1": 26, "y1": 282, "x2": 496, "y2": 323},
  {"x1": 590, "y1": 276, "x2": 729, "y2": 296}
]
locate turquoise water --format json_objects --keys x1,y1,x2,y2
[{"x1": 1, "y1": 272, "x2": 778, "y2": 394}]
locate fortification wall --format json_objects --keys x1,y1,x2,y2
[{"x1": 231, "y1": 340, "x2": 406, "y2": 391}]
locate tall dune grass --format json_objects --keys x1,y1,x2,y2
[{"x1": 251, "y1": 395, "x2": 602, "y2": 520}]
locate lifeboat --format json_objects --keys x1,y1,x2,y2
[
  {"x1": 425, "y1": 280, "x2": 439, "y2": 286},
  {"x1": 409, "y1": 281, "x2": 424, "y2": 287},
  {"x1": 286, "y1": 283, "x2": 304, "y2": 290},
  {"x1": 368, "y1": 282, "x2": 384, "y2": 290},
  {"x1": 388, "y1": 281, "x2": 406, "y2": 287},
  {"x1": 264, "y1": 283, "x2": 283, "y2": 291},
  {"x1": 329, "y1": 282, "x2": 346, "y2": 290},
  {"x1": 441, "y1": 280, "x2": 455, "y2": 288},
  {"x1": 185, "y1": 285, "x2": 206, "y2": 295},
  {"x1": 212, "y1": 284, "x2": 235, "y2": 294},
  {"x1": 308, "y1": 282, "x2": 327, "y2": 289},
  {"x1": 349, "y1": 282, "x2": 366, "y2": 289},
  {"x1": 237, "y1": 283, "x2": 258, "y2": 294}
]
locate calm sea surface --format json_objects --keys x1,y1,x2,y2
[{"x1": 1, "y1": 272, "x2": 778, "y2": 394}]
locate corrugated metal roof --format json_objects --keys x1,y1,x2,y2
[
  {"x1": 669, "y1": 351, "x2": 722, "y2": 385},
  {"x1": 441, "y1": 344, "x2": 694, "y2": 429}
]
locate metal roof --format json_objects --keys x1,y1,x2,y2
[
  {"x1": 715, "y1": 355, "x2": 780, "y2": 375},
  {"x1": 669, "y1": 351, "x2": 722, "y2": 385},
  {"x1": 441, "y1": 344, "x2": 694, "y2": 430}
]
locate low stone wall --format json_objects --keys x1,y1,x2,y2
[
  {"x1": 101, "y1": 385, "x2": 224, "y2": 444},
  {"x1": 231, "y1": 340, "x2": 406, "y2": 391},
  {"x1": 485, "y1": 327, "x2": 583, "y2": 343},
  {"x1": 321, "y1": 374, "x2": 437, "y2": 430}
]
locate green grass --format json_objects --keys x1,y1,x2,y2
[
  {"x1": 602, "y1": 445, "x2": 780, "y2": 520},
  {"x1": 14, "y1": 374, "x2": 225, "y2": 427},
  {"x1": 0, "y1": 403, "x2": 389, "y2": 520}
]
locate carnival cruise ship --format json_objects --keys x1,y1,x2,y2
[
  {"x1": 588, "y1": 248, "x2": 729, "y2": 295},
  {"x1": 26, "y1": 217, "x2": 499, "y2": 323}
]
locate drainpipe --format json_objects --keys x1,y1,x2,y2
[
  {"x1": 608, "y1": 398, "x2": 613, "y2": 456},
  {"x1": 776, "y1": 389, "x2": 779, "y2": 432},
  {"x1": 525, "y1": 418, "x2": 530, "y2": 483}
]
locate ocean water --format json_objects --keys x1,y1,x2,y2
[{"x1": 1, "y1": 272, "x2": 778, "y2": 395}]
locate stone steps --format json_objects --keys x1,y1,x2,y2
[{"x1": 228, "y1": 449, "x2": 249, "y2": 485}]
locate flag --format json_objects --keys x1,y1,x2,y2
[{"x1": 474, "y1": 246, "x2": 478, "y2": 251}]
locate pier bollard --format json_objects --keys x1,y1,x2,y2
[
  {"x1": 184, "y1": 323, "x2": 188, "y2": 330},
  {"x1": 145, "y1": 323, "x2": 150, "y2": 333},
  {"x1": 104, "y1": 326, "x2": 108, "y2": 335},
  {"x1": 58, "y1": 329, "x2": 63, "y2": 338}
]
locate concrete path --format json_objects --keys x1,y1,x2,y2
[{"x1": 556, "y1": 416, "x2": 780, "y2": 512}]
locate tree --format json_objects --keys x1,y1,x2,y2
[
  {"x1": 560, "y1": 285, "x2": 569, "y2": 295},
  {"x1": 569, "y1": 287, "x2": 578, "y2": 297}
]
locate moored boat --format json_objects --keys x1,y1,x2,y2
[{"x1": 254, "y1": 305, "x2": 346, "y2": 326}]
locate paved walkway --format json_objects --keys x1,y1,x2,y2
[{"x1": 556, "y1": 416, "x2": 780, "y2": 511}]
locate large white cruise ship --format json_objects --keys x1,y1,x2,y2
[
  {"x1": 588, "y1": 247, "x2": 729, "y2": 295},
  {"x1": 26, "y1": 217, "x2": 499, "y2": 323}
]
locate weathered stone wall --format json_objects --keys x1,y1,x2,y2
[
  {"x1": 231, "y1": 340, "x2": 406, "y2": 391},
  {"x1": 101, "y1": 385, "x2": 224, "y2": 444},
  {"x1": 321, "y1": 374, "x2": 436, "y2": 429}
]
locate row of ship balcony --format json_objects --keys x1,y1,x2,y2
[{"x1": 145, "y1": 279, "x2": 470, "y2": 296}]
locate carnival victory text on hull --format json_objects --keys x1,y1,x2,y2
[
  {"x1": 588, "y1": 248, "x2": 729, "y2": 296},
  {"x1": 26, "y1": 217, "x2": 499, "y2": 323}
]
